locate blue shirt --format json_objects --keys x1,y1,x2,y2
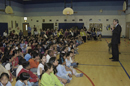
[
  {"x1": 20, "y1": 43, "x2": 25, "y2": 49},
  {"x1": 65, "y1": 59, "x2": 71, "y2": 68},
  {"x1": 24, "y1": 53, "x2": 31, "y2": 61},
  {"x1": 15, "y1": 80, "x2": 32, "y2": 86},
  {"x1": 56, "y1": 65, "x2": 68, "y2": 77},
  {"x1": 40, "y1": 32, "x2": 45, "y2": 35},
  {"x1": 28, "y1": 27, "x2": 31, "y2": 33},
  {"x1": 91, "y1": 32, "x2": 96, "y2": 36},
  {"x1": 0, "y1": 81, "x2": 12, "y2": 86},
  {"x1": 97, "y1": 31, "x2": 102, "y2": 36}
]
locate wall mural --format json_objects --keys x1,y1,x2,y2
[{"x1": 89, "y1": 23, "x2": 102, "y2": 31}]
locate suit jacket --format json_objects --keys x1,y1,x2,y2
[{"x1": 111, "y1": 24, "x2": 122, "y2": 44}]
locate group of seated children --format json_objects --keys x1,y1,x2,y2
[{"x1": 0, "y1": 33, "x2": 84, "y2": 86}]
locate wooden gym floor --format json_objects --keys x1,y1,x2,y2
[{"x1": 12, "y1": 38, "x2": 130, "y2": 86}]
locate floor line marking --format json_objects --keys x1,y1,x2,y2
[
  {"x1": 105, "y1": 39, "x2": 130, "y2": 79},
  {"x1": 119, "y1": 61, "x2": 130, "y2": 79},
  {"x1": 75, "y1": 68, "x2": 95, "y2": 86},
  {"x1": 79, "y1": 64, "x2": 121, "y2": 67}
]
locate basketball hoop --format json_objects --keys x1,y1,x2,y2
[
  {"x1": 5, "y1": 6, "x2": 13, "y2": 14},
  {"x1": 63, "y1": 7, "x2": 74, "y2": 15}
]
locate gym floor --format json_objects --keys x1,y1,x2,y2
[
  {"x1": 12, "y1": 38, "x2": 130, "y2": 86},
  {"x1": 66, "y1": 38, "x2": 130, "y2": 86}
]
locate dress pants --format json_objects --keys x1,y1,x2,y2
[{"x1": 112, "y1": 44, "x2": 119, "y2": 60}]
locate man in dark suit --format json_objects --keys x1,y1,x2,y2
[
  {"x1": 109, "y1": 19, "x2": 122, "y2": 61},
  {"x1": 118, "y1": 25, "x2": 122, "y2": 54}
]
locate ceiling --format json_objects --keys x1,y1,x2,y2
[{"x1": 11, "y1": 0, "x2": 125, "y2": 4}]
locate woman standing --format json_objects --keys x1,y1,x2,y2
[{"x1": 80, "y1": 29, "x2": 86, "y2": 42}]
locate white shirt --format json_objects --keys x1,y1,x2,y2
[
  {"x1": 71, "y1": 32, "x2": 74, "y2": 36},
  {"x1": 46, "y1": 54, "x2": 51, "y2": 63},
  {"x1": 70, "y1": 57, "x2": 73, "y2": 63},
  {"x1": 68, "y1": 47, "x2": 71, "y2": 51},
  {"x1": 3, "y1": 32, "x2": 7, "y2": 37},
  {"x1": 34, "y1": 31, "x2": 38, "y2": 35},
  {"x1": 97, "y1": 31, "x2": 102, "y2": 36},
  {"x1": 5, "y1": 63, "x2": 11, "y2": 71},
  {"x1": 37, "y1": 63, "x2": 44, "y2": 75},
  {"x1": 16, "y1": 65, "x2": 23, "y2": 77},
  {"x1": 115, "y1": 24, "x2": 118, "y2": 27}
]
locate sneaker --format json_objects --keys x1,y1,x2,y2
[
  {"x1": 75, "y1": 74, "x2": 81, "y2": 77},
  {"x1": 73, "y1": 65, "x2": 78, "y2": 68},
  {"x1": 67, "y1": 79, "x2": 70, "y2": 83},
  {"x1": 80, "y1": 73, "x2": 83, "y2": 77}
]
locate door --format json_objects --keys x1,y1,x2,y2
[
  {"x1": 42, "y1": 23, "x2": 54, "y2": 30},
  {"x1": 23, "y1": 23, "x2": 29, "y2": 36},
  {"x1": 0, "y1": 23, "x2": 8, "y2": 36},
  {"x1": 126, "y1": 22, "x2": 130, "y2": 39}
]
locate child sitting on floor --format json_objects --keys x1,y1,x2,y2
[
  {"x1": 11, "y1": 50, "x2": 19, "y2": 77},
  {"x1": 49, "y1": 57, "x2": 71, "y2": 85},
  {"x1": 40, "y1": 63, "x2": 63, "y2": 86},
  {"x1": 66, "y1": 52, "x2": 83, "y2": 77},
  {"x1": 17, "y1": 61, "x2": 39, "y2": 86},
  {"x1": 29, "y1": 52, "x2": 40, "y2": 73},
  {"x1": 67, "y1": 51, "x2": 79, "y2": 68},
  {"x1": 15, "y1": 72, "x2": 31, "y2": 86},
  {"x1": 37, "y1": 54, "x2": 46, "y2": 79},
  {"x1": 0, "y1": 73, "x2": 12, "y2": 86}
]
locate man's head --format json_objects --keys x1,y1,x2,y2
[{"x1": 113, "y1": 19, "x2": 119, "y2": 25}]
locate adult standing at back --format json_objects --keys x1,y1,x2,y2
[
  {"x1": 118, "y1": 23, "x2": 122, "y2": 54},
  {"x1": 3, "y1": 30, "x2": 8, "y2": 37},
  {"x1": 28, "y1": 25, "x2": 31, "y2": 36},
  {"x1": 80, "y1": 29, "x2": 86, "y2": 42},
  {"x1": 109, "y1": 19, "x2": 122, "y2": 61}
]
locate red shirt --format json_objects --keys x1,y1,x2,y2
[
  {"x1": 12, "y1": 57, "x2": 19, "y2": 67},
  {"x1": 17, "y1": 68, "x2": 38, "y2": 82},
  {"x1": 31, "y1": 45, "x2": 35, "y2": 50},
  {"x1": 0, "y1": 47, "x2": 4, "y2": 52}
]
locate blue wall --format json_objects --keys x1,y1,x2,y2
[
  {"x1": 126, "y1": 0, "x2": 130, "y2": 14},
  {"x1": 0, "y1": 0, "x2": 24, "y2": 16},
  {"x1": 0, "y1": 0, "x2": 126, "y2": 16},
  {"x1": 24, "y1": 1, "x2": 125, "y2": 16}
]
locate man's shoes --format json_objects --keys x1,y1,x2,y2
[
  {"x1": 109, "y1": 57, "x2": 114, "y2": 59},
  {"x1": 112, "y1": 59, "x2": 119, "y2": 62}
]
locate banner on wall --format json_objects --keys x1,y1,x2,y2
[{"x1": 106, "y1": 24, "x2": 110, "y2": 30}]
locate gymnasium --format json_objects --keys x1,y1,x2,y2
[{"x1": 0, "y1": 0, "x2": 130, "y2": 86}]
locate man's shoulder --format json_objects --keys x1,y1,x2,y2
[{"x1": 117, "y1": 24, "x2": 121, "y2": 28}]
